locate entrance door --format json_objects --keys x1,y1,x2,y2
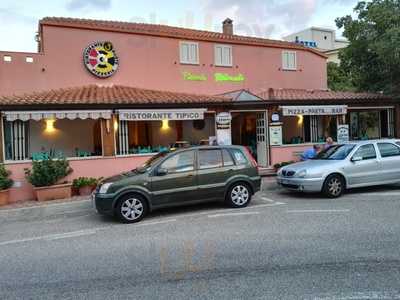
[{"x1": 256, "y1": 112, "x2": 268, "y2": 167}]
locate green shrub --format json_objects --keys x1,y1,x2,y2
[
  {"x1": 0, "y1": 164, "x2": 13, "y2": 190},
  {"x1": 25, "y1": 159, "x2": 72, "y2": 187},
  {"x1": 72, "y1": 177, "x2": 101, "y2": 189}
]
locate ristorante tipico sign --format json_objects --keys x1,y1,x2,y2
[
  {"x1": 118, "y1": 109, "x2": 206, "y2": 121},
  {"x1": 83, "y1": 41, "x2": 119, "y2": 78}
]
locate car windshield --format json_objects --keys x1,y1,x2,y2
[
  {"x1": 136, "y1": 151, "x2": 169, "y2": 172},
  {"x1": 313, "y1": 144, "x2": 355, "y2": 160}
]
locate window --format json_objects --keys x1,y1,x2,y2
[
  {"x1": 160, "y1": 150, "x2": 195, "y2": 173},
  {"x1": 222, "y1": 149, "x2": 234, "y2": 166},
  {"x1": 350, "y1": 111, "x2": 380, "y2": 140},
  {"x1": 282, "y1": 51, "x2": 296, "y2": 70},
  {"x1": 353, "y1": 144, "x2": 376, "y2": 160},
  {"x1": 214, "y1": 44, "x2": 232, "y2": 67},
  {"x1": 180, "y1": 41, "x2": 199, "y2": 64},
  {"x1": 315, "y1": 144, "x2": 355, "y2": 160},
  {"x1": 231, "y1": 149, "x2": 248, "y2": 165},
  {"x1": 377, "y1": 143, "x2": 400, "y2": 158},
  {"x1": 3, "y1": 55, "x2": 12, "y2": 62},
  {"x1": 26, "y1": 56, "x2": 33, "y2": 63},
  {"x1": 199, "y1": 149, "x2": 223, "y2": 169},
  {"x1": 3, "y1": 120, "x2": 29, "y2": 161}
]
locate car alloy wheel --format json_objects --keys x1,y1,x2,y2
[
  {"x1": 121, "y1": 198, "x2": 144, "y2": 221},
  {"x1": 229, "y1": 184, "x2": 250, "y2": 207},
  {"x1": 323, "y1": 175, "x2": 344, "y2": 198}
]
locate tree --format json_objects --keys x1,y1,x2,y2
[
  {"x1": 335, "y1": 0, "x2": 400, "y2": 95},
  {"x1": 327, "y1": 62, "x2": 356, "y2": 91}
]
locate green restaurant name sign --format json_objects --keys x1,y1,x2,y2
[
  {"x1": 182, "y1": 72, "x2": 245, "y2": 83},
  {"x1": 214, "y1": 73, "x2": 245, "y2": 82},
  {"x1": 182, "y1": 72, "x2": 207, "y2": 81}
]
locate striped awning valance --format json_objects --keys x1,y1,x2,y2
[{"x1": 3, "y1": 110, "x2": 112, "y2": 121}]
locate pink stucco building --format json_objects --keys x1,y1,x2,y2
[{"x1": 0, "y1": 17, "x2": 398, "y2": 202}]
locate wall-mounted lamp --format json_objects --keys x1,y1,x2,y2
[
  {"x1": 113, "y1": 119, "x2": 118, "y2": 132},
  {"x1": 297, "y1": 115, "x2": 304, "y2": 126},
  {"x1": 161, "y1": 119, "x2": 169, "y2": 130},
  {"x1": 45, "y1": 119, "x2": 56, "y2": 133}
]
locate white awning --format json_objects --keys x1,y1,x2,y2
[
  {"x1": 280, "y1": 105, "x2": 347, "y2": 116},
  {"x1": 117, "y1": 109, "x2": 207, "y2": 121},
  {"x1": 3, "y1": 110, "x2": 112, "y2": 121}
]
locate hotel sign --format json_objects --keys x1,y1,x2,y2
[
  {"x1": 118, "y1": 109, "x2": 206, "y2": 121},
  {"x1": 281, "y1": 105, "x2": 347, "y2": 116}
]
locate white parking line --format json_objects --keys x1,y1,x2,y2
[
  {"x1": 358, "y1": 192, "x2": 400, "y2": 196},
  {"x1": 0, "y1": 229, "x2": 98, "y2": 246},
  {"x1": 44, "y1": 229, "x2": 97, "y2": 241},
  {"x1": 287, "y1": 209, "x2": 350, "y2": 214},
  {"x1": 261, "y1": 197, "x2": 275, "y2": 203},
  {"x1": 134, "y1": 218, "x2": 177, "y2": 227},
  {"x1": 208, "y1": 211, "x2": 260, "y2": 218}
]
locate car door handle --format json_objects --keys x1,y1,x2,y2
[{"x1": 186, "y1": 174, "x2": 194, "y2": 177}]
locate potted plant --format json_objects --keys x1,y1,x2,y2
[
  {"x1": 0, "y1": 164, "x2": 13, "y2": 206},
  {"x1": 72, "y1": 177, "x2": 100, "y2": 196},
  {"x1": 25, "y1": 158, "x2": 73, "y2": 201}
]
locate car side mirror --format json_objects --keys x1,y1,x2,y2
[
  {"x1": 156, "y1": 168, "x2": 168, "y2": 176},
  {"x1": 351, "y1": 156, "x2": 362, "y2": 162}
]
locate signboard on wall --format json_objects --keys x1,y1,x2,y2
[
  {"x1": 281, "y1": 105, "x2": 347, "y2": 116},
  {"x1": 216, "y1": 112, "x2": 232, "y2": 145},
  {"x1": 269, "y1": 126, "x2": 283, "y2": 146},
  {"x1": 337, "y1": 124, "x2": 350, "y2": 143},
  {"x1": 118, "y1": 109, "x2": 206, "y2": 121},
  {"x1": 83, "y1": 41, "x2": 119, "y2": 78}
]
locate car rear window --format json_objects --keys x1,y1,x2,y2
[
  {"x1": 230, "y1": 149, "x2": 248, "y2": 165},
  {"x1": 222, "y1": 149, "x2": 234, "y2": 166},
  {"x1": 378, "y1": 143, "x2": 400, "y2": 158},
  {"x1": 198, "y1": 149, "x2": 223, "y2": 169}
]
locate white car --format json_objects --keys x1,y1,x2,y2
[{"x1": 277, "y1": 139, "x2": 400, "y2": 198}]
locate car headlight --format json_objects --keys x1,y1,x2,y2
[
  {"x1": 296, "y1": 169, "x2": 307, "y2": 178},
  {"x1": 277, "y1": 168, "x2": 283, "y2": 176},
  {"x1": 99, "y1": 182, "x2": 113, "y2": 194}
]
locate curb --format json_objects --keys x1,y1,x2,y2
[
  {"x1": 262, "y1": 177, "x2": 279, "y2": 191},
  {"x1": 0, "y1": 199, "x2": 92, "y2": 224}
]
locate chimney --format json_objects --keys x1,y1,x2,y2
[{"x1": 222, "y1": 18, "x2": 233, "y2": 35}]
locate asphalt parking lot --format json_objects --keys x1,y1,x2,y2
[{"x1": 1, "y1": 180, "x2": 400, "y2": 299}]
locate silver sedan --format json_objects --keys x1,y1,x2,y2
[{"x1": 276, "y1": 139, "x2": 400, "y2": 197}]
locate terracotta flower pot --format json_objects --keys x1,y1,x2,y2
[
  {"x1": 0, "y1": 189, "x2": 10, "y2": 206},
  {"x1": 34, "y1": 183, "x2": 72, "y2": 202},
  {"x1": 79, "y1": 185, "x2": 94, "y2": 196}
]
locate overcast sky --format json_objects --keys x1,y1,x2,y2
[{"x1": 0, "y1": 0, "x2": 358, "y2": 52}]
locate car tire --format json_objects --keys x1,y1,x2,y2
[
  {"x1": 115, "y1": 194, "x2": 148, "y2": 223},
  {"x1": 226, "y1": 182, "x2": 252, "y2": 208},
  {"x1": 322, "y1": 174, "x2": 345, "y2": 198}
]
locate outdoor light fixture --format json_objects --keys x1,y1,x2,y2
[
  {"x1": 161, "y1": 119, "x2": 169, "y2": 130},
  {"x1": 45, "y1": 119, "x2": 56, "y2": 133},
  {"x1": 297, "y1": 115, "x2": 304, "y2": 125},
  {"x1": 113, "y1": 119, "x2": 118, "y2": 132}
]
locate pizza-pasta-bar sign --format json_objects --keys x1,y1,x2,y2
[
  {"x1": 281, "y1": 105, "x2": 348, "y2": 116},
  {"x1": 118, "y1": 109, "x2": 206, "y2": 121}
]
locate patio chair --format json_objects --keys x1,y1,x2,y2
[{"x1": 32, "y1": 152, "x2": 49, "y2": 161}]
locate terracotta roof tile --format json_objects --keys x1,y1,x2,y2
[
  {"x1": 257, "y1": 88, "x2": 392, "y2": 103},
  {"x1": 39, "y1": 17, "x2": 327, "y2": 58},
  {"x1": 0, "y1": 85, "x2": 231, "y2": 107}
]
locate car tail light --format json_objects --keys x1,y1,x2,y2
[{"x1": 244, "y1": 147, "x2": 258, "y2": 169}]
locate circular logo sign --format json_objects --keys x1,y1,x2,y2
[{"x1": 83, "y1": 41, "x2": 119, "y2": 78}]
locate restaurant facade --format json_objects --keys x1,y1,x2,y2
[{"x1": 0, "y1": 17, "x2": 398, "y2": 202}]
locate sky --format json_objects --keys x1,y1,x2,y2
[{"x1": 0, "y1": 0, "x2": 359, "y2": 52}]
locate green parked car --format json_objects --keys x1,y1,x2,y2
[{"x1": 93, "y1": 146, "x2": 261, "y2": 223}]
